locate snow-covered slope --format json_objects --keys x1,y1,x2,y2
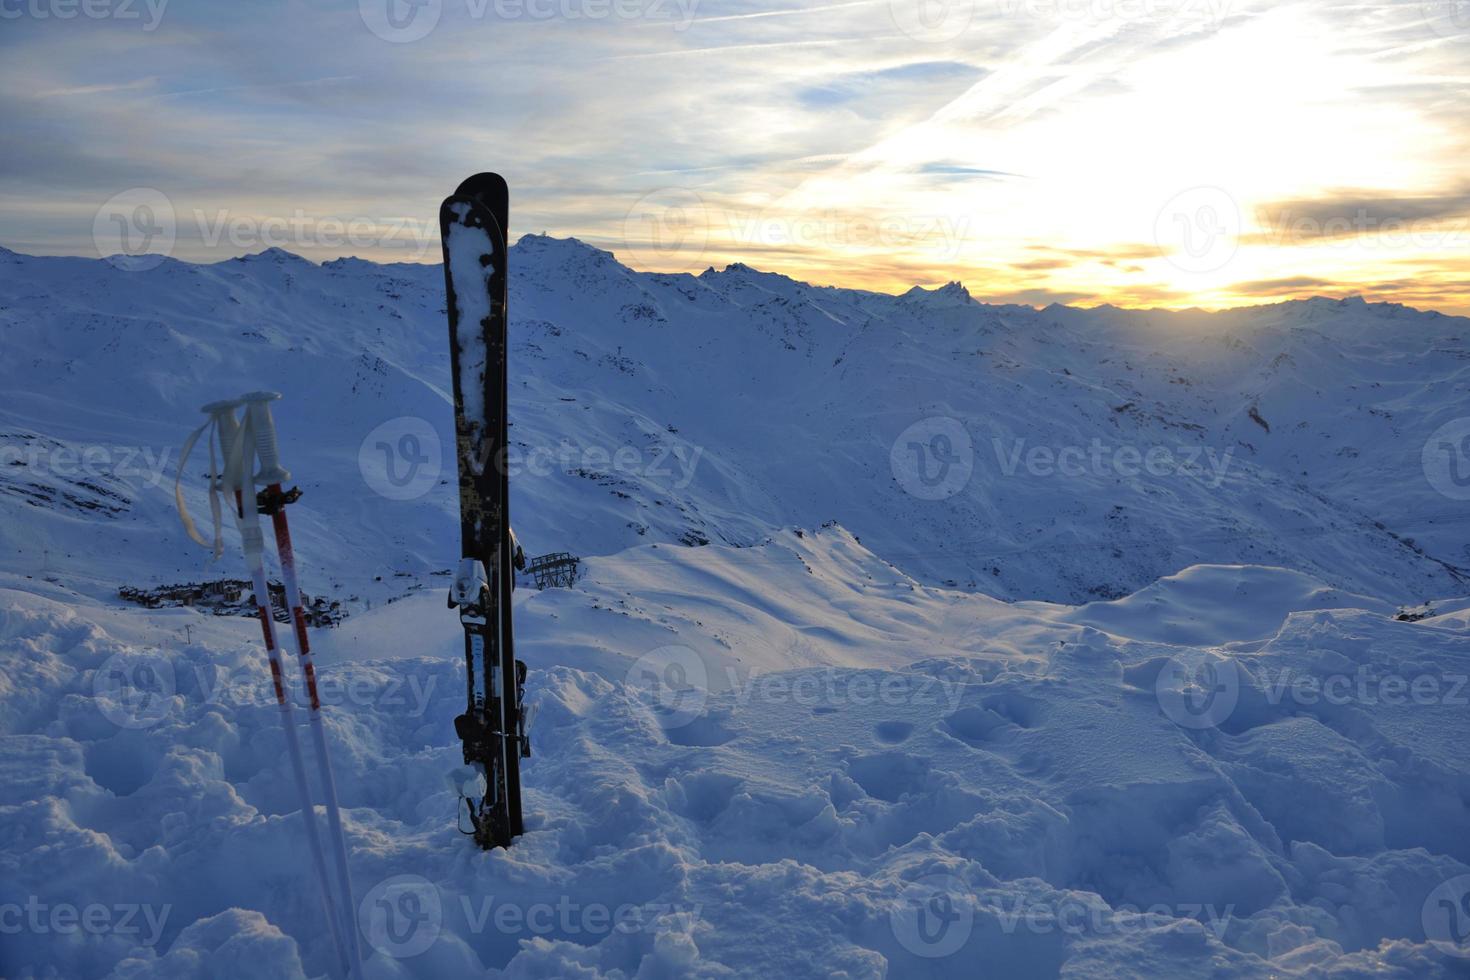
[
  {"x1": 2, "y1": 242, "x2": 1469, "y2": 979},
  {"x1": 2, "y1": 529, "x2": 1469, "y2": 978},
  {"x1": 0, "y1": 240, "x2": 1466, "y2": 605}
]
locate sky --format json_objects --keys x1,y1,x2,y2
[{"x1": 2, "y1": 0, "x2": 1468, "y2": 313}]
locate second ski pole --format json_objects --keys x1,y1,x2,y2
[{"x1": 242, "y1": 391, "x2": 363, "y2": 978}]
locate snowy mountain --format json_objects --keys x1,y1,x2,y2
[
  {"x1": 1, "y1": 238, "x2": 1466, "y2": 606},
  {"x1": 2, "y1": 241, "x2": 1470, "y2": 979}
]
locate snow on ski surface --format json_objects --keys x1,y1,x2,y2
[
  {"x1": 1, "y1": 239, "x2": 1469, "y2": 978},
  {"x1": 444, "y1": 202, "x2": 496, "y2": 431}
]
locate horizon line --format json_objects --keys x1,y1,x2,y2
[{"x1": 5, "y1": 237, "x2": 1466, "y2": 322}]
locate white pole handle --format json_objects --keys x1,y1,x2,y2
[{"x1": 242, "y1": 391, "x2": 291, "y2": 485}]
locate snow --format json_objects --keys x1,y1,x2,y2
[
  {"x1": 445, "y1": 201, "x2": 497, "y2": 433},
  {"x1": 3, "y1": 236, "x2": 1466, "y2": 606},
  {"x1": 1, "y1": 241, "x2": 1468, "y2": 978}
]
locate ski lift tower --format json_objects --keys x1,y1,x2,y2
[{"x1": 528, "y1": 552, "x2": 579, "y2": 590}]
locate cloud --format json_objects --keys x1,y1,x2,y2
[
  {"x1": 1024, "y1": 244, "x2": 1163, "y2": 262},
  {"x1": 796, "y1": 60, "x2": 985, "y2": 109},
  {"x1": 1250, "y1": 184, "x2": 1470, "y2": 244},
  {"x1": 1, "y1": 0, "x2": 1468, "y2": 318},
  {"x1": 1229, "y1": 276, "x2": 1336, "y2": 295}
]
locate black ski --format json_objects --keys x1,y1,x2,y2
[{"x1": 441, "y1": 172, "x2": 527, "y2": 849}]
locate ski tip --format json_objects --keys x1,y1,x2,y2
[
  {"x1": 454, "y1": 173, "x2": 509, "y2": 210},
  {"x1": 440, "y1": 193, "x2": 509, "y2": 256}
]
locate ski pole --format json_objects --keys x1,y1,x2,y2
[
  {"x1": 243, "y1": 391, "x2": 363, "y2": 978},
  {"x1": 196, "y1": 399, "x2": 352, "y2": 980}
]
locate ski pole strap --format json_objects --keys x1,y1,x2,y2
[
  {"x1": 175, "y1": 397, "x2": 257, "y2": 560},
  {"x1": 175, "y1": 400, "x2": 232, "y2": 559},
  {"x1": 174, "y1": 417, "x2": 217, "y2": 556}
]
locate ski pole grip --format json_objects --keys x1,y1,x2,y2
[{"x1": 242, "y1": 391, "x2": 291, "y2": 485}]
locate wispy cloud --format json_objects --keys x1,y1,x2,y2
[
  {"x1": 689, "y1": 0, "x2": 886, "y2": 25},
  {"x1": 36, "y1": 77, "x2": 158, "y2": 99}
]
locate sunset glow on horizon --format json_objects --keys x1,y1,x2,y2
[{"x1": 3, "y1": 0, "x2": 1467, "y2": 313}]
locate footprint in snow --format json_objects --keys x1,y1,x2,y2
[{"x1": 874, "y1": 721, "x2": 914, "y2": 744}]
